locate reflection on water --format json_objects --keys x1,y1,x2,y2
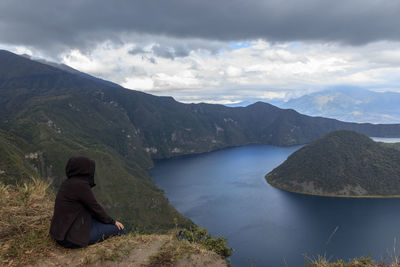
[{"x1": 149, "y1": 144, "x2": 400, "y2": 267}]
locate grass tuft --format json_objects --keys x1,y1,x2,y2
[
  {"x1": 0, "y1": 178, "x2": 54, "y2": 266},
  {"x1": 148, "y1": 227, "x2": 231, "y2": 267},
  {"x1": 305, "y1": 254, "x2": 400, "y2": 267},
  {"x1": 177, "y1": 226, "x2": 233, "y2": 259},
  {"x1": 148, "y1": 234, "x2": 209, "y2": 267}
]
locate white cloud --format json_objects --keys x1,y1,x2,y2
[
  {"x1": 226, "y1": 66, "x2": 243, "y2": 77},
  {"x1": 180, "y1": 99, "x2": 243, "y2": 105},
  {"x1": 45, "y1": 38, "x2": 400, "y2": 104},
  {"x1": 122, "y1": 77, "x2": 154, "y2": 90},
  {"x1": 259, "y1": 91, "x2": 287, "y2": 99}
]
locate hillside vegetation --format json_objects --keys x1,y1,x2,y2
[
  {"x1": 1, "y1": 50, "x2": 400, "y2": 231},
  {"x1": 266, "y1": 130, "x2": 400, "y2": 196},
  {"x1": 0, "y1": 179, "x2": 229, "y2": 266}
]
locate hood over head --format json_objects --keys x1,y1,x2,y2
[{"x1": 65, "y1": 156, "x2": 96, "y2": 187}]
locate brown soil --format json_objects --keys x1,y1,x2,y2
[{"x1": 34, "y1": 234, "x2": 226, "y2": 267}]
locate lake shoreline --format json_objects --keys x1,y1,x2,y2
[{"x1": 265, "y1": 178, "x2": 400, "y2": 199}]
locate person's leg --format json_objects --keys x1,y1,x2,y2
[
  {"x1": 56, "y1": 239, "x2": 80, "y2": 249},
  {"x1": 89, "y1": 217, "x2": 126, "y2": 245}
]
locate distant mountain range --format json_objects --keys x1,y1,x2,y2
[
  {"x1": 266, "y1": 130, "x2": 400, "y2": 197},
  {"x1": 276, "y1": 87, "x2": 400, "y2": 124},
  {"x1": 1, "y1": 50, "x2": 400, "y2": 231}
]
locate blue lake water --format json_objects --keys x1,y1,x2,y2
[{"x1": 149, "y1": 144, "x2": 400, "y2": 267}]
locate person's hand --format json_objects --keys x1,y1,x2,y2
[{"x1": 115, "y1": 220, "x2": 125, "y2": 230}]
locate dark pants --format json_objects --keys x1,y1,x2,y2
[
  {"x1": 88, "y1": 217, "x2": 126, "y2": 245},
  {"x1": 57, "y1": 217, "x2": 126, "y2": 248}
]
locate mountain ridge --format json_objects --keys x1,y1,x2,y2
[{"x1": 1, "y1": 50, "x2": 400, "y2": 231}]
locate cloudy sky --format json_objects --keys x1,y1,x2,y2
[{"x1": 1, "y1": 0, "x2": 400, "y2": 104}]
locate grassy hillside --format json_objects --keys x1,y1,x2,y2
[
  {"x1": 1, "y1": 50, "x2": 400, "y2": 231},
  {"x1": 266, "y1": 130, "x2": 400, "y2": 196},
  {"x1": 1, "y1": 100, "x2": 190, "y2": 231},
  {"x1": 0, "y1": 130, "x2": 39, "y2": 184},
  {"x1": 382, "y1": 142, "x2": 400, "y2": 151},
  {"x1": 0, "y1": 180, "x2": 229, "y2": 266}
]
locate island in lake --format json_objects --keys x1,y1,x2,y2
[{"x1": 266, "y1": 130, "x2": 400, "y2": 197}]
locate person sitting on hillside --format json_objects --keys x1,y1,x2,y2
[{"x1": 50, "y1": 156, "x2": 126, "y2": 248}]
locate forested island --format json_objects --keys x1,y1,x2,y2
[{"x1": 266, "y1": 130, "x2": 400, "y2": 197}]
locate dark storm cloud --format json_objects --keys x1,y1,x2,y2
[
  {"x1": 151, "y1": 44, "x2": 191, "y2": 59},
  {"x1": 128, "y1": 47, "x2": 146, "y2": 56},
  {"x1": 151, "y1": 45, "x2": 176, "y2": 59},
  {"x1": 1, "y1": 0, "x2": 399, "y2": 53},
  {"x1": 129, "y1": 44, "x2": 190, "y2": 60}
]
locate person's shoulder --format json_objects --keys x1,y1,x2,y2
[
  {"x1": 63, "y1": 178, "x2": 90, "y2": 188},
  {"x1": 59, "y1": 178, "x2": 91, "y2": 198}
]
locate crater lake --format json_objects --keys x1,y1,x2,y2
[{"x1": 149, "y1": 144, "x2": 400, "y2": 266}]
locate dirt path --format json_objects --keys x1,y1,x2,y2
[
  {"x1": 34, "y1": 234, "x2": 226, "y2": 267},
  {"x1": 35, "y1": 235, "x2": 168, "y2": 267}
]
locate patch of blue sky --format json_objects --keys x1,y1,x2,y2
[
  {"x1": 288, "y1": 42, "x2": 302, "y2": 47},
  {"x1": 229, "y1": 41, "x2": 254, "y2": 50}
]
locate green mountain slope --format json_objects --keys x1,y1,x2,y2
[
  {"x1": 0, "y1": 50, "x2": 190, "y2": 232},
  {"x1": 266, "y1": 130, "x2": 400, "y2": 196},
  {"x1": 1, "y1": 50, "x2": 400, "y2": 231},
  {"x1": 0, "y1": 129, "x2": 39, "y2": 184}
]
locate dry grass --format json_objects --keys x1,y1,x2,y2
[
  {"x1": 148, "y1": 234, "x2": 228, "y2": 267},
  {"x1": 306, "y1": 254, "x2": 400, "y2": 267},
  {"x1": 79, "y1": 234, "x2": 136, "y2": 265},
  {"x1": 34, "y1": 233, "x2": 169, "y2": 266},
  {"x1": 148, "y1": 236, "x2": 202, "y2": 267},
  {"x1": 38, "y1": 233, "x2": 226, "y2": 267},
  {"x1": 0, "y1": 178, "x2": 55, "y2": 266}
]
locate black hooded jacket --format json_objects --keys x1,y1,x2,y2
[{"x1": 50, "y1": 156, "x2": 115, "y2": 247}]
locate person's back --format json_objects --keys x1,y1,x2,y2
[{"x1": 50, "y1": 156, "x2": 125, "y2": 248}]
